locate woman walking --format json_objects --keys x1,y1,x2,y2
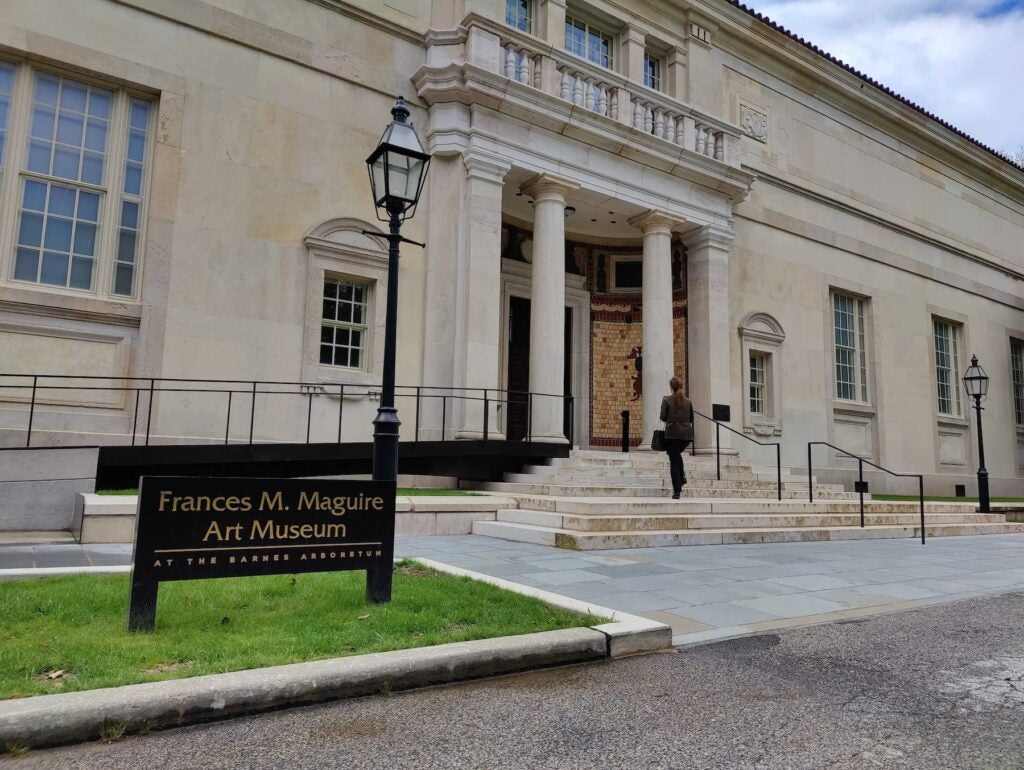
[{"x1": 660, "y1": 377, "x2": 694, "y2": 499}]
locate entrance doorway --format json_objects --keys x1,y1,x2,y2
[{"x1": 505, "y1": 296, "x2": 573, "y2": 441}]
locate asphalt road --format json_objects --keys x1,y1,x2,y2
[{"x1": 7, "y1": 591, "x2": 1024, "y2": 769}]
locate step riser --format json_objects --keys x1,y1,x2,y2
[
  {"x1": 475, "y1": 483, "x2": 859, "y2": 500},
  {"x1": 473, "y1": 520, "x2": 1024, "y2": 550},
  {"x1": 495, "y1": 510, "x2": 1007, "y2": 532},
  {"x1": 507, "y1": 498, "x2": 980, "y2": 515},
  {"x1": 506, "y1": 473, "x2": 844, "y2": 493}
]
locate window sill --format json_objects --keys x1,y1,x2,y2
[
  {"x1": 0, "y1": 284, "x2": 141, "y2": 326},
  {"x1": 937, "y1": 415, "x2": 969, "y2": 429},
  {"x1": 832, "y1": 401, "x2": 876, "y2": 417}
]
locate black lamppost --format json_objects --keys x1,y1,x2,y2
[
  {"x1": 364, "y1": 97, "x2": 430, "y2": 602},
  {"x1": 962, "y1": 354, "x2": 990, "y2": 513}
]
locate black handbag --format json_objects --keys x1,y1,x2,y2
[{"x1": 651, "y1": 429, "x2": 666, "y2": 451}]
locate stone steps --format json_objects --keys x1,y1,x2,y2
[
  {"x1": 522, "y1": 465, "x2": 807, "y2": 482},
  {"x1": 495, "y1": 508, "x2": 1007, "y2": 532},
  {"x1": 471, "y1": 519, "x2": 1024, "y2": 550},
  {"x1": 502, "y1": 472, "x2": 841, "y2": 493},
  {"x1": 467, "y1": 481, "x2": 858, "y2": 499}
]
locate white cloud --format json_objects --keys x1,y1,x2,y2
[{"x1": 742, "y1": 0, "x2": 1024, "y2": 155}]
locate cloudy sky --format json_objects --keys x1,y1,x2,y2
[{"x1": 740, "y1": 0, "x2": 1024, "y2": 156}]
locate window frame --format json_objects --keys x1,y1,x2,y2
[
  {"x1": 565, "y1": 14, "x2": 614, "y2": 70},
  {"x1": 739, "y1": 312, "x2": 785, "y2": 437},
  {"x1": 749, "y1": 350, "x2": 768, "y2": 417},
  {"x1": 607, "y1": 254, "x2": 642, "y2": 294},
  {"x1": 831, "y1": 290, "x2": 871, "y2": 405},
  {"x1": 505, "y1": 0, "x2": 532, "y2": 33},
  {"x1": 319, "y1": 275, "x2": 372, "y2": 372},
  {"x1": 1012, "y1": 338, "x2": 1024, "y2": 428},
  {"x1": 643, "y1": 52, "x2": 662, "y2": 91},
  {"x1": 932, "y1": 317, "x2": 963, "y2": 419},
  {"x1": 0, "y1": 58, "x2": 155, "y2": 302}
]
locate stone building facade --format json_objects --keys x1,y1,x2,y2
[{"x1": 0, "y1": 0, "x2": 1023, "y2": 494}]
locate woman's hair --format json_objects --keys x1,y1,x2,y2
[{"x1": 669, "y1": 376, "x2": 685, "y2": 406}]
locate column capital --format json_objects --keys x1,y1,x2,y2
[
  {"x1": 519, "y1": 172, "x2": 579, "y2": 203},
  {"x1": 680, "y1": 223, "x2": 734, "y2": 251},
  {"x1": 463, "y1": 150, "x2": 511, "y2": 184},
  {"x1": 628, "y1": 210, "x2": 681, "y2": 236}
]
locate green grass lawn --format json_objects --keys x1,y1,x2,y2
[
  {"x1": 872, "y1": 494, "x2": 1024, "y2": 503},
  {"x1": 0, "y1": 561, "x2": 600, "y2": 699},
  {"x1": 95, "y1": 488, "x2": 479, "y2": 497}
]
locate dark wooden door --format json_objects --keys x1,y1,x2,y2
[
  {"x1": 506, "y1": 296, "x2": 531, "y2": 441},
  {"x1": 506, "y1": 298, "x2": 574, "y2": 442}
]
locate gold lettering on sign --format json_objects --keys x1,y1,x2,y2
[
  {"x1": 260, "y1": 491, "x2": 285, "y2": 511},
  {"x1": 250, "y1": 520, "x2": 347, "y2": 540}
]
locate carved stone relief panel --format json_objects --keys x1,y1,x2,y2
[{"x1": 739, "y1": 104, "x2": 768, "y2": 144}]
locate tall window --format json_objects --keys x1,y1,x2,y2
[
  {"x1": 505, "y1": 0, "x2": 531, "y2": 32},
  {"x1": 749, "y1": 352, "x2": 768, "y2": 416},
  {"x1": 1012, "y1": 340, "x2": 1024, "y2": 426},
  {"x1": 0, "y1": 62, "x2": 13, "y2": 188},
  {"x1": 832, "y1": 292, "x2": 869, "y2": 402},
  {"x1": 3, "y1": 63, "x2": 155, "y2": 297},
  {"x1": 565, "y1": 16, "x2": 613, "y2": 69},
  {"x1": 643, "y1": 53, "x2": 661, "y2": 91},
  {"x1": 320, "y1": 278, "x2": 370, "y2": 369},
  {"x1": 933, "y1": 319, "x2": 962, "y2": 417},
  {"x1": 1013, "y1": 340, "x2": 1024, "y2": 426}
]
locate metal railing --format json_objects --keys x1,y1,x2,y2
[
  {"x1": 808, "y1": 441, "x2": 926, "y2": 545},
  {"x1": 693, "y1": 409, "x2": 782, "y2": 501},
  {"x1": 0, "y1": 374, "x2": 574, "y2": 448}
]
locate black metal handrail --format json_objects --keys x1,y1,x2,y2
[
  {"x1": 0, "y1": 374, "x2": 574, "y2": 449},
  {"x1": 807, "y1": 441, "x2": 925, "y2": 545},
  {"x1": 692, "y1": 409, "x2": 782, "y2": 501}
]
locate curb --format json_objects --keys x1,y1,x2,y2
[{"x1": 0, "y1": 564, "x2": 671, "y2": 750}]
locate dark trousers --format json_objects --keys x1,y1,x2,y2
[{"x1": 665, "y1": 439, "x2": 690, "y2": 494}]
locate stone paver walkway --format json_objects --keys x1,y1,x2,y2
[
  {"x1": 5, "y1": 534, "x2": 1024, "y2": 645},
  {"x1": 395, "y1": 533, "x2": 1024, "y2": 645}
]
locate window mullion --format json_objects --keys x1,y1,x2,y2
[{"x1": 96, "y1": 89, "x2": 129, "y2": 299}]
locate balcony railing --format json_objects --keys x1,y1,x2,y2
[{"x1": 471, "y1": 18, "x2": 741, "y2": 168}]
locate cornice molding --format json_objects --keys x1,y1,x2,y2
[
  {"x1": 696, "y1": 0, "x2": 1024, "y2": 197},
  {"x1": 750, "y1": 168, "x2": 1024, "y2": 282}
]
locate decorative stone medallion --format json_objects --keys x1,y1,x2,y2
[{"x1": 740, "y1": 104, "x2": 768, "y2": 144}]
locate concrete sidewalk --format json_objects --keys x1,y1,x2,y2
[
  {"x1": 5, "y1": 534, "x2": 1024, "y2": 645},
  {"x1": 396, "y1": 533, "x2": 1024, "y2": 645}
]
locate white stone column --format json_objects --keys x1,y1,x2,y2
[
  {"x1": 454, "y1": 153, "x2": 511, "y2": 440},
  {"x1": 683, "y1": 224, "x2": 735, "y2": 454},
  {"x1": 630, "y1": 211, "x2": 678, "y2": 449},
  {"x1": 520, "y1": 173, "x2": 578, "y2": 443},
  {"x1": 421, "y1": 150, "x2": 508, "y2": 441}
]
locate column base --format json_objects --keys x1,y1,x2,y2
[
  {"x1": 453, "y1": 430, "x2": 507, "y2": 441},
  {"x1": 528, "y1": 433, "x2": 570, "y2": 445}
]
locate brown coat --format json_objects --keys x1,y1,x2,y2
[{"x1": 660, "y1": 394, "x2": 694, "y2": 441}]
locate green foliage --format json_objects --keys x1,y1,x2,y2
[{"x1": 0, "y1": 563, "x2": 598, "y2": 699}]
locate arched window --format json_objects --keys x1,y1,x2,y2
[
  {"x1": 301, "y1": 218, "x2": 388, "y2": 386},
  {"x1": 738, "y1": 312, "x2": 785, "y2": 436}
]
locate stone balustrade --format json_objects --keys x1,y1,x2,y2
[{"x1": 488, "y1": 22, "x2": 739, "y2": 167}]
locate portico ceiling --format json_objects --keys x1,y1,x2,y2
[{"x1": 501, "y1": 168, "x2": 651, "y2": 243}]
